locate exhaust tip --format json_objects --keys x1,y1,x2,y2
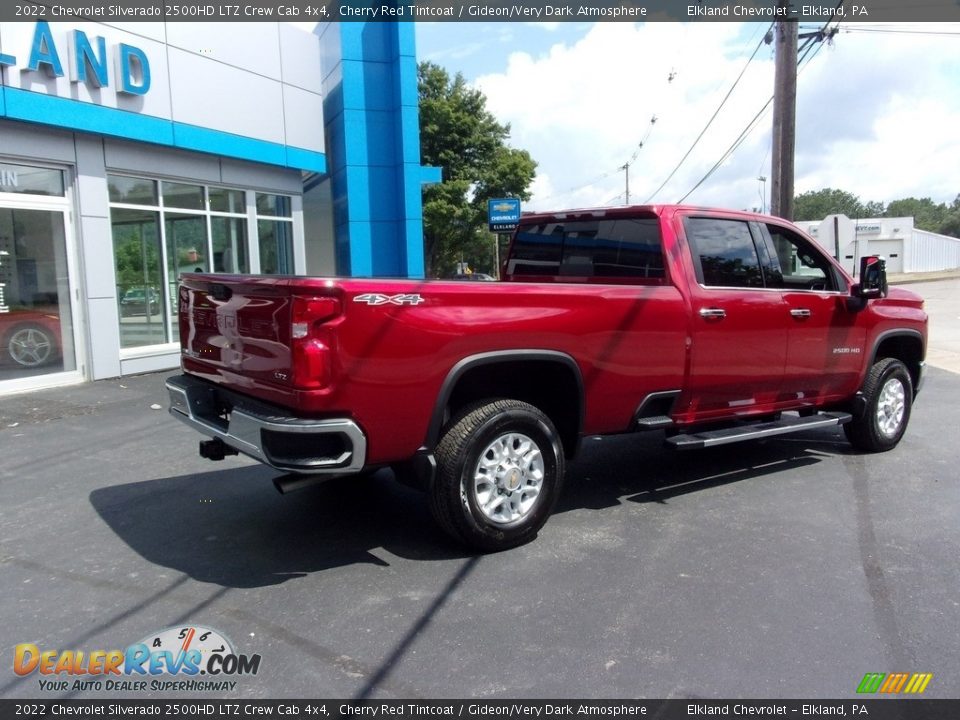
[{"x1": 272, "y1": 473, "x2": 334, "y2": 495}]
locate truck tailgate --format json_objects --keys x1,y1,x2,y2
[{"x1": 179, "y1": 275, "x2": 301, "y2": 388}]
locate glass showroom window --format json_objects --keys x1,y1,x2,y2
[
  {"x1": 210, "y1": 188, "x2": 248, "y2": 274},
  {"x1": 256, "y1": 193, "x2": 294, "y2": 274},
  {"x1": 0, "y1": 162, "x2": 79, "y2": 385},
  {"x1": 111, "y1": 206, "x2": 165, "y2": 348},
  {"x1": 108, "y1": 175, "x2": 253, "y2": 349},
  {"x1": 108, "y1": 177, "x2": 167, "y2": 349}
]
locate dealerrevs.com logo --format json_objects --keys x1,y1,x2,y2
[
  {"x1": 14, "y1": 625, "x2": 261, "y2": 693},
  {"x1": 856, "y1": 672, "x2": 933, "y2": 695}
]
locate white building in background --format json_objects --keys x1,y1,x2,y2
[{"x1": 798, "y1": 214, "x2": 960, "y2": 275}]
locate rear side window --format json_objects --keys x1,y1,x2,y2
[
  {"x1": 508, "y1": 218, "x2": 664, "y2": 282},
  {"x1": 684, "y1": 217, "x2": 763, "y2": 288}
]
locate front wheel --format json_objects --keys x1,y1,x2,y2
[
  {"x1": 844, "y1": 358, "x2": 913, "y2": 452},
  {"x1": 430, "y1": 399, "x2": 565, "y2": 552}
]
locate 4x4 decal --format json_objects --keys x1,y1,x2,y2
[{"x1": 353, "y1": 293, "x2": 425, "y2": 306}]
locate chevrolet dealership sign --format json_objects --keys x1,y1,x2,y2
[{"x1": 488, "y1": 198, "x2": 521, "y2": 233}]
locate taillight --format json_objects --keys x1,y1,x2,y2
[
  {"x1": 293, "y1": 296, "x2": 340, "y2": 329},
  {"x1": 291, "y1": 296, "x2": 341, "y2": 389}
]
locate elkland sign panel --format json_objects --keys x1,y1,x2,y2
[{"x1": 0, "y1": 20, "x2": 326, "y2": 172}]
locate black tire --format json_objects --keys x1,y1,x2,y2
[
  {"x1": 430, "y1": 399, "x2": 565, "y2": 552},
  {"x1": 844, "y1": 358, "x2": 913, "y2": 452}
]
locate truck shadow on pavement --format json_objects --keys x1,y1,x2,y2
[
  {"x1": 89, "y1": 428, "x2": 851, "y2": 589},
  {"x1": 559, "y1": 426, "x2": 851, "y2": 512},
  {"x1": 88, "y1": 465, "x2": 462, "y2": 588}
]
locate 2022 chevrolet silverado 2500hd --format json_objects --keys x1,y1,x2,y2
[{"x1": 166, "y1": 205, "x2": 927, "y2": 551}]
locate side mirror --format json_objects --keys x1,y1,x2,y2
[{"x1": 855, "y1": 255, "x2": 888, "y2": 300}]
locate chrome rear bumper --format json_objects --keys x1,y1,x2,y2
[{"x1": 166, "y1": 374, "x2": 366, "y2": 475}]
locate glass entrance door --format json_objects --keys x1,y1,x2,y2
[{"x1": 0, "y1": 206, "x2": 78, "y2": 385}]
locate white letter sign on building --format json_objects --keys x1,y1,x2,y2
[{"x1": 0, "y1": 21, "x2": 325, "y2": 172}]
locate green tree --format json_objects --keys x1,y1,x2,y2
[
  {"x1": 793, "y1": 188, "x2": 879, "y2": 221},
  {"x1": 884, "y1": 197, "x2": 948, "y2": 233},
  {"x1": 936, "y1": 195, "x2": 960, "y2": 238},
  {"x1": 418, "y1": 62, "x2": 537, "y2": 277},
  {"x1": 939, "y1": 213, "x2": 960, "y2": 238}
]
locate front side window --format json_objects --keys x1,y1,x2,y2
[
  {"x1": 684, "y1": 217, "x2": 763, "y2": 288},
  {"x1": 759, "y1": 224, "x2": 840, "y2": 292}
]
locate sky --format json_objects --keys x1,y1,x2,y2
[{"x1": 297, "y1": 21, "x2": 960, "y2": 216}]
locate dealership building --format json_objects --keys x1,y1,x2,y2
[
  {"x1": 799, "y1": 214, "x2": 960, "y2": 276},
  {"x1": 0, "y1": 20, "x2": 437, "y2": 395}
]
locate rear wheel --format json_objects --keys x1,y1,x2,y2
[
  {"x1": 844, "y1": 358, "x2": 913, "y2": 452},
  {"x1": 430, "y1": 399, "x2": 564, "y2": 552}
]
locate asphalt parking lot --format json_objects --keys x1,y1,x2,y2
[{"x1": 1, "y1": 280, "x2": 958, "y2": 700}]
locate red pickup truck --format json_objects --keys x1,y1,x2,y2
[{"x1": 167, "y1": 205, "x2": 927, "y2": 551}]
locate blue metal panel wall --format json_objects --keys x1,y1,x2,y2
[
  {"x1": 321, "y1": 21, "x2": 428, "y2": 278},
  {"x1": 0, "y1": 86, "x2": 326, "y2": 173}
]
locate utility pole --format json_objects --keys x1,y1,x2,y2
[
  {"x1": 770, "y1": 12, "x2": 797, "y2": 220},
  {"x1": 620, "y1": 161, "x2": 630, "y2": 205}
]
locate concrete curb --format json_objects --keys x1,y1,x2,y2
[{"x1": 890, "y1": 270, "x2": 960, "y2": 285}]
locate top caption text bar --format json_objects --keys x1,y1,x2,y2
[{"x1": 4, "y1": 0, "x2": 960, "y2": 23}]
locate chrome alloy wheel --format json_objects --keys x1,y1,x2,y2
[
  {"x1": 8, "y1": 327, "x2": 53, "y2": 367},
  {"x1": 876, "y1": 377, "x2": 906, "y2": 439},
  {"x1": 471, "y1": 432, "x2": 545, "y2": 525}
]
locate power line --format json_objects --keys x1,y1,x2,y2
[
  {"x1": 839, "y1": 27, "x2": 960, "y2": 36},
  {"x1": 536, "y1": 44, "x2": 679, "y2": 209},
  {"x1": 540, "y1": 70, "x2": 670, "y2": 208},
  {"x1": 677, "y1": 97, "x2": 773, "y2": 204},
  {"x1": 642, "y1": 22, "x2": 775, "y2": 204},
  {"x1": 603, "y1": 191, "x2": 626, "y2": 206},
  {"x1": 533, "y1": 168, "x2": 620, "y2": 206},
  {"x1": 676, "y1": 18, "x2": 838, "y2": 205}
]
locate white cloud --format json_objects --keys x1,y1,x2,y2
[
  {"x1": 473, "y1": 22, "x2": 960, "y2": 213},
  {"x1": 525, "y1": 22, "x2": 562, "y2": 31},
  {"x1": 791, "y1": 27, "x2": 960, "y2": 205}
]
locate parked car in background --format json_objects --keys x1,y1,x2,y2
[
  {"x1": 120, "y1": 287, "x2": 161, "y2": 317},
  {"x1": 0, "y1": 308, "x2": 61, "y2": 368},
  {"x1": 449, "y1": 272, "x2": 496, "y2": 281}
]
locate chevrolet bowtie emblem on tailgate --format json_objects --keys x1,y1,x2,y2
[{"x1": 353, "y1": 293, "x2": 425, "y2": 306}]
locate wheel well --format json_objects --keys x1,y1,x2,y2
[
  {"x1": 874, "y1": 333, "x2": 924, "y2": 390},
  {"x1": 440, "y1": 359, "x2": 583, "y2": 458}
]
